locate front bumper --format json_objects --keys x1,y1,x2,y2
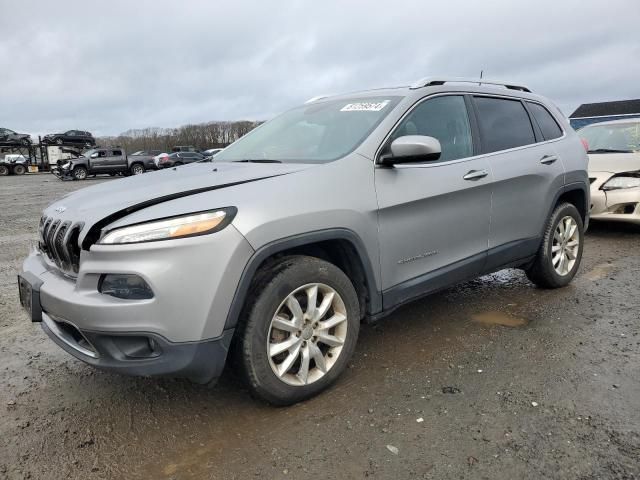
[
  {"x1": 21, "y1": 224, "x2": 254, "y2": 381},
  {"x1": 41, "y1": 311, "x2": 234, "y2": 383},
  {"x1": 589, "y1": 172, "x2": 640, "y2": 225}
]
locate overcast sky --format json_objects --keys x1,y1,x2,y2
[{"x1": 1, "y1": 0, "x2": 638, "y2": 137}]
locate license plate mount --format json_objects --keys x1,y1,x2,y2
[{"x1": 17, "y1": 273, "x2": 43, "y2": 322}]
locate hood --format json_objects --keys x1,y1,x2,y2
[
  {"x1": 588, "y1": 152, "x2": 640, "y2": 174},
  {"x1": 44, "y1": 161, "x2": 315, "y2": 245}
]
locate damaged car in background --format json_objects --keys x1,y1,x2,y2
[{"x1": 579, "y1": 119, "x2": 640, "y2": 224}]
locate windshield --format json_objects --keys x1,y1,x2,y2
[
  {"x1": 579, "y1": 122, "x2": 640, "y2": 153},
  {"x1": 131, "y1": 151, "x2": 144, "y2": 156},
  {"x1": 214, "y1": 96, "x2": 401, "y2": 164}
]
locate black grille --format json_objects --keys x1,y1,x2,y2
[{"x1": 39, "y1": 216, "x2": 83, "y2": 275}]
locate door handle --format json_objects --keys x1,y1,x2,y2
[
  {"x1": 463, "y1": 169, "x2": 488, "y2": 181},
  {"x1": 540, "y1": 155, "x2": 558, "y2": 165}
]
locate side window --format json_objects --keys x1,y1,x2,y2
[
  {"x1": 97, "y1": 150, "x2": 107, "y2": 157},
  {"x1": 527, "y1": 102, "x2": 563, "y2": 140},
  {"x1": 474, "y1": 97, "x2": 536, "y2": 153},
  {"x1": 392, "y1": 95, "x2": 473, "y2": 161},
  {"x1": 111, "y1": 149, "x2": 122, "y2": 156}
]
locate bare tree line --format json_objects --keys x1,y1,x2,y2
[{"x1": 97, "y1": 120, "x2": 263, "y2": 153}]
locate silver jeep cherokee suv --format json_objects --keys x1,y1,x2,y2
[{"x1": 19, "y1": 78, "x2": 589, "y2": 405}]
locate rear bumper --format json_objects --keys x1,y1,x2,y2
[{"x1": 41, "y1": 312, "x2": 233, "y2": 383}]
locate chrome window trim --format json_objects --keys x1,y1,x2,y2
[{"x1": 374, "y1": 91, "x2": 567, "y2": 169}]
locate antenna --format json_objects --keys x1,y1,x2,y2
[{"x1": 479, "y1": 70, "x2": 483, "y2": 86}]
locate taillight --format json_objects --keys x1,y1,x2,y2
[{"x1": 580, "y1": 138, "x2": 589, "y2": 152}]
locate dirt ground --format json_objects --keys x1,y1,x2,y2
[{"x1": 1, "y1": 174, "x2": 639, "y2": 480}]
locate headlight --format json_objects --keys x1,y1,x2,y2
[
  {"x1": 99, "y1": 208, "x2": 235, "y2": 244},
  {"x1": 601, "y1": 175, "x2": 640, "y2": 191}
]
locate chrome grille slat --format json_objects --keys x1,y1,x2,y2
[{"x1": 38, "y1": 215, "x2": 82, "y2": 275}]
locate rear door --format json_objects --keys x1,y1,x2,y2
[
  {"x1": 375, "y1": 94, "x2": 493, "y2": 307},
  {"x1": 471, "y1": 95, "x2": 565, "y2": 269},
  {"x1": 109, "y1": 149, "x2": 127, "y2": 170}
]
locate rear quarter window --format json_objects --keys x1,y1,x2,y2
[
  {"x1": 527, "y1": 102, "x2": 563, "y2": 140},
  {"x1": 474, "y1": 96, "x2": 536, "y2": 153}
]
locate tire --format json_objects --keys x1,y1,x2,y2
[
  {"x1": 526, "y1": 202, "x2": 584, "y2": 288},
  {"x1": 237, "y1": 255, "x2": 360, "y2": 405},
  {"x1": 131, "y1": 163, "x2": 145, "y2": 175},
  {"x1": 21, "y1": 138, "x2": 31, "y2": 146},
  {"x1": 0, "y1": 165, "x2": 9, "y2": 176},
  {"x1": 12, "y1": 164, "x2": 26, "y2": 175},
  {"x1": 56, "y1": 137, "x2": 64, "y2": 146},
  {"x1": 72, "y1": 166, "x2": 88, "y2": 180}
]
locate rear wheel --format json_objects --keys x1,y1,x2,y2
[
  {"x1": 237, "y1": 256, "x2": 360, "y2": 405},
  {"x1": 12, "y1": 164, "x2": 26, "y2": 175},
  {"x1": 72, "y1": 166, "x2": 88, "y2": 180},
  {"x1": 131, "y1": 163, "x2": 145, "y2": 175},
  {"x1": 0, "y1": 165, "x2": 9, "y2": 176},
  {"x1": 21, "y1": 138, "x2": 31, "y2": 146},
  {"x1": 526, "y1": 202, "x2": 584, "y2": 288},
  {"x1": 56, "y1": 137, "x2": 64, "y2": 146}
]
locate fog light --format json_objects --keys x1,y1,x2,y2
[{"x1": 98, "y1": 274, "x2": 154, "y2": 300}]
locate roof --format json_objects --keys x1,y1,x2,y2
[{"x1": 570, "y1": 99, "x2": 640, "y2": 118}]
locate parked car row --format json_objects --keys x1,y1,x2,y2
[{"x1": 52, "y1": 147, "x2": 224, "y2": 180}]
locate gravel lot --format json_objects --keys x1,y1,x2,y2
[{"x1": 1, "y1": 174, "x2": 639, "y2": 480}]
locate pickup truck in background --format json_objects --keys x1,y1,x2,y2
[{"x1": 53, "y1": 147, "x2": 129, "y2": 180}]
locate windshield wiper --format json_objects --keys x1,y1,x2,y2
[
  {"x1": 587, "y1": 148, "x2": 633, "y2": 154},
  {"x1": 233, "y1": 159, "x2": 283, "y2": 163}
]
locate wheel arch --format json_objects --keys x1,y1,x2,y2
[
  {"x1": 223, "y1": 229, "x2": 382, "y2": 331},
  {"x1": 557, "y1": 182, "x2": 589, "y2": 224}
]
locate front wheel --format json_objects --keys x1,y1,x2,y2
[
  {"x1": 237, "y1": 256, "x2": 360, "y2": 405},
  {"x1": 526, "y1": 202, "x2": 584, "y2": 288},
  {"x1": 56, "y1": 137, "x2": 64, "y2": 146},
  {"x1": 72, "y1": 166, "x2": 88, "y2": 180}
]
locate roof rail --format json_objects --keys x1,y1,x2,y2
[
  {"x1": 410, "y1": 77, "x2": 531, "y2": 93},
  {"x1": 305, "y1": 95, "x2": 330, "y2": 104}
]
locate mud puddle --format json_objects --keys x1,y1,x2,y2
[
  {"x1": 471, "y1": 310, "x2": 528, "y2": 327},
  {"x1": 582, "y1": 261, "x2": 616, "y2": 281}
]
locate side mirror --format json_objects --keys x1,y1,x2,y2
[
  {"x1": 90, "y1": 152, "x2": 99, "y2": 158},
  {"x1": 380, "y1": 135, "x2": 442, "y2": 166}
]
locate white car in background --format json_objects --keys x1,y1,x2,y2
[
  {"x1": 579, "y1": 119, "x2": 640, "y2": 225},
  {"x1": 202, "y1": 148, "x2": 224, "y2": 158}
]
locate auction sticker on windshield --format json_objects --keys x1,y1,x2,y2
[{"x1": 340, "y1": 100, "x2": 390, "y2": 112}]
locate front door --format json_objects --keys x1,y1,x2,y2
[{"x1": 375, "y1": 94, "x2": 493, "y2": 308}]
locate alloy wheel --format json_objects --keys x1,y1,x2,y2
[
  {"x1": 552, "y1": 215, "x2": 580, "y2": 276},
  {"x1": 267, "y1": 283, "x2": 348, "y2": 386}
]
